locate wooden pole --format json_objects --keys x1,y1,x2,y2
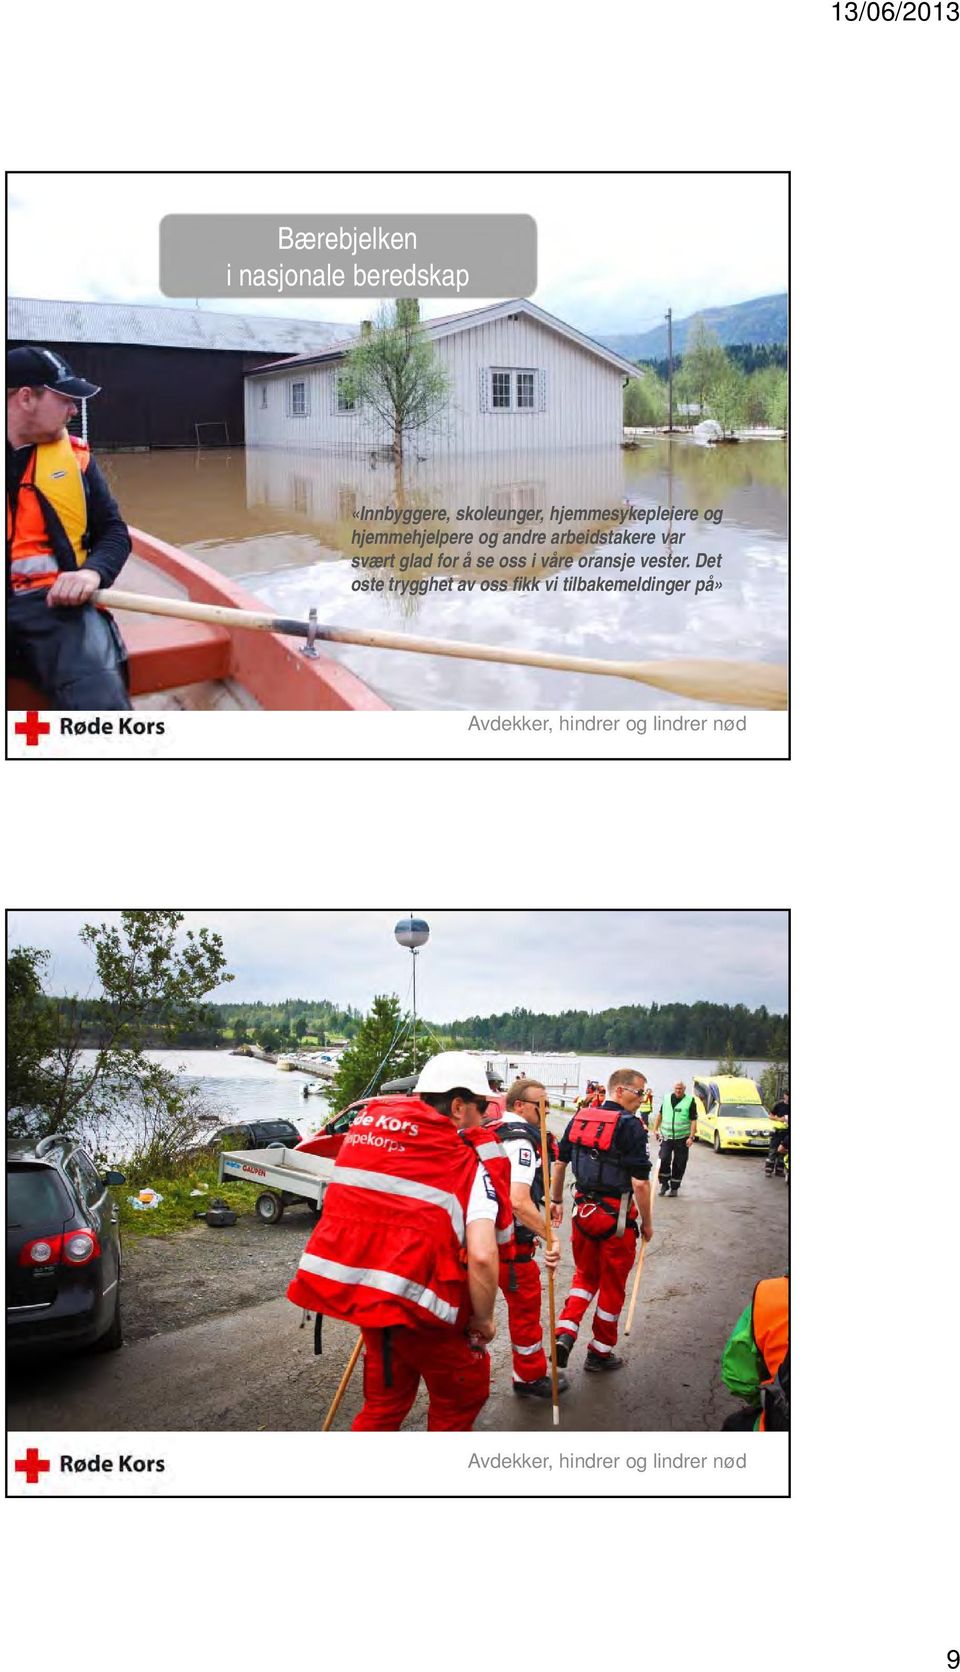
[
  {"x1": 96, "y1": 589, "x2": 787, "y2": 710},
  {"x1": 321, "y1": 1334, "x2": 363, "y2": 1432},
  {"x1": 537, "y1": 1095, "x2": 561, "y2": 1428},
  {"x1": 624, "y1": 1240, "x2": 647, "y2": 1337}
]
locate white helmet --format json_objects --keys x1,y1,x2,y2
[{"x1": 415, "y1": 1051, "x2": 492, "y2": 1099}]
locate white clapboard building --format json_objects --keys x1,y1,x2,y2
[{"x1": 243, "y1": 298, "x2": 640, "y2": 455}]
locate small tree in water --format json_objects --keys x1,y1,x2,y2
[
  {"x1": 6, "y1": 911, "x2": 232, "y2": 1165},
  {"x1": 341, "y1": 298, "x2": 451, "y2": 462},
  {"x1": 328, "y1": 994, "x2": 416, "y2": 1112}
]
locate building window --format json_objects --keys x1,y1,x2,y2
[
  {"x1": 491, "y1": 370, "x2": 512, "y2": 409},
  {"x1": 336, "y1": 375, "x2": 357, "y2": 413},
  {"x1": 488, "y1": 368, "x2": 539, "y2": 412},
  {"x1": 259, "y1": 385, "x2": 268, "y2": 409},
  {"x1": 289, "y1": 380, "x2": 308, "y2": 418}
]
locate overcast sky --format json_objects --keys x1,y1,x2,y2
[
  {"x1": 8, "y1": 172, "x2": 787, "y2": 336},
  {"x1": 7, "y1": 910, "x2": 788, "y2": 1016}
]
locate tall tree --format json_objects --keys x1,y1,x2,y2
[
  {"x1": 328, "y1": 994, "x2": 416, "y2": 1111},
  {"x1": 676, "y1": 317, "x2": 727, "y2": 416},
  {"x1": 6, "y1": 911, "x2": 232, "y2": 1165},
  {"x1": 341, "y1": 300, "x2": 451, "y2": 461}
]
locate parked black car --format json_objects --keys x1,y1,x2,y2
[
  {"x1": 6, "y1": 1136, "x2": 125, "y2": 1355},
  {"x1": 204, "y1": 1119, "x2": 302, "y2": 1152}
]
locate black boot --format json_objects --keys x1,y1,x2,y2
[
  {"x1": 513, "y1": 1372, "x2": 570, "y2": 1399},
  {"x1": 585, "y1": 1351, "x2": 625, "y2": 1374}
]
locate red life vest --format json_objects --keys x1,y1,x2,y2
[
  {"x1": 461, "y1": 1123, "x2": 515, "y2": 1260},
  {"x1": 287, "y1": 1096, "x2": 481, "y2": 1332},
  {"x1": 566, "y1": 1106, "x2": 638, "y2": 1238}
]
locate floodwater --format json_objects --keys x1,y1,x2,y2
[
  {"x1": 101, "y1": 439, "x2": 787, "y2": 710},
  {"x1": 96, "y1": 1048, "x2": 771, "y2": 1153}
]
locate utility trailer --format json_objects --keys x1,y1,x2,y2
[{"x1": 217, "y1": 1145, "x2": 337, "y2": 1224}]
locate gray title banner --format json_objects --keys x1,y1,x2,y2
[{"x1": 160, "y1": 214, "x2": 537, "y2": 299}]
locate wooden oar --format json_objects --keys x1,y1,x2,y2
[
  {"x1": 624, "y1": 1239, "x2": 647, "y2": 1338},
  {"x1": 97, "y1": 588, "x2": 786, "y2": 709},
  {"x1": 538, "y1": 1095, "x2": 561, "y2": 1428},
  {"x1": 321, "y1": 1334, "x2": 363, "y2": 1432}
]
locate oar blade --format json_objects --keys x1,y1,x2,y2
[{"x1": 630, "y1": 658, "x2": 787, "y2": 710}]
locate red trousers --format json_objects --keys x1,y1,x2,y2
[
  {"x1": 556, "y1": 1222, "x2": 639, "y2": 1357},
  {"x1": 351, "y1": 1325, "x2": 491, "y2": 1431},
  {"x1": 499, "y1": 1255, "x2": 546, "y2": 1382}
]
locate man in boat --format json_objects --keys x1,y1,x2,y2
[
  {"x1": 7, "y1": 346, "x2": 132, "y2": 709},
  {"x1": 483, "y1": 1078, "x2": 566, "y2": 1402},
  {"x1": 551, "y1": 1066, "x2": 654, "y2": 1375},
  {"x1": 287, "y1": 1051, "x2": 501, "y2": 1430}
]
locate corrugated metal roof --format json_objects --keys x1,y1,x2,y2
[
  {"x1": 7, "y1": 297, "x2": 352, "y2": 356},
  {"x1": 247, "y1": 299, "x2": 643, "y2": 379}
]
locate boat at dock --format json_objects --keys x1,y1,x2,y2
[{"x1": 6, "y1": 527, "x2": 389, "y2": 714}]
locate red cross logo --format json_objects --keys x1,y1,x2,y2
[
  {"x1": 15, "y1": 1448, "x2": 51, "y2": 1485},
  {"x1": 15, "y1": 711, "x2": 51, "y2": 747}
]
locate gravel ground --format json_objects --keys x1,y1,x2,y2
[
  {"x1": 121, "y1": 1209, "x2": 319, "y2": 1342},
  {"x1": 8, "y1": 1141, "x2": 788, "y2": 1434}
]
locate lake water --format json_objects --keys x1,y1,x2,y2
[
  {"x1": 122, "y1": 1048, "x2": 773, "y2": 1149},
  {"x1": 101, "y1": 438, "x2": 787, "y2": 710}
]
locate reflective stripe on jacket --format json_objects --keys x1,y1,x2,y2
[
  {"x1": 287, "y1": 1096, "x2": 481, "y2": 1331},
  {"x1": 659, "y1": 1092, "x2": 695, "y2": 1139},
  {"x1": 6, "y1": 433, "x2": 90, "y2": 591},
  {"x1": 462, "y1": 1123, "x2": 515, "y2": 1258}
]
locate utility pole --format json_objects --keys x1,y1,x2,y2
[{"x1": 666, "y1": 308, "x2": 674, "y2": 433}]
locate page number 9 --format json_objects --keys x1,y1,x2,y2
[{"x1": 948, "y1": 1654, "x2": 959, "y2": 1669}]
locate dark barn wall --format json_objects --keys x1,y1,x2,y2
[{"x1": 7, "y1": 341, "x2": 279, "y2": 449}]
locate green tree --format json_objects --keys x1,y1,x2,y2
[
  {"x1": 707, "y1": 361, "x2": 746, "y2": 434},
  {"x1": 294, "y1": 1016, "x2": 309, "y2": 1041},
  {"x1": 623, "y1": 369, "x2": 667, "y2": 428},
  {"x1": 341, "y1": 300, "x2": 452, "y2": 461},
  {"x1": 328, "y1": 994, "x2": 416, "y2": 1111},
  {"x1": 715, "y1": 1038, "x2": 744, "y2": 1077},
  {"x1": 7, "y1": 947, "x2": 60, "y2": 1119},
  {"x1": 759, "y1": 1023, "x2": 790, "y2": 1105},
  {"x1": 232, "y1": 1015, "x2": 248, "y2": 1044},
  {"x1": 676, "y1": 317, "x2": 727, "y2": 416},
  {"x1": 258, "y1": 1026, "x2": 282, "y2": 1053},
  {"x1": 6, "y1": 912, "x2": 232, "y2": 1165}
]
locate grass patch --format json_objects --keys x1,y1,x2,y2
[{"x1": 116, "y1": 1156, "x2": 260, "y2": 1239}]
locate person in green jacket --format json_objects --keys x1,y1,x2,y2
[
  {"x1": 720, "y1": 1275, "x2": 790, "y2": 1431},
  {"x1": 652, "y1": 1081, "x2": 697, "y2": 1196}
]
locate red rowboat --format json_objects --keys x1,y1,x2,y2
[{"x1": 7, "y1": 527, "x2": 388, "y2": 713}]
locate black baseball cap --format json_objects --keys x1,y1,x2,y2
[{"x1": 7, "y1": 346, "x2": 100, "y2": 399}]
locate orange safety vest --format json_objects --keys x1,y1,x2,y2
[
  {"x1": 752, "y1": 1276, "x2": 789, "y2": 1432},
  {"x1": 7, "y1": 433, "x2": 90, "y2": 591}
]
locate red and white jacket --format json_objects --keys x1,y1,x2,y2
[
  {"x1": 460, "y1": 1123, "x2": 516, "y2": 1261},
  {"x1": 288, "y1": 1097, "x2": 482, "y2": 1331}
]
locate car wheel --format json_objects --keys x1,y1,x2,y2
[
  {"x1": 713, "y1": 1131, "x2": 723, "y2": 1154},
  {"x1": 95, "y1": 1287, "x2": 123, "y2": 1352},
  {"x1": 256, "y1": 1191, "x2": 284, "y2": 1224}
]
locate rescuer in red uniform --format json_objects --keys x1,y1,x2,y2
[
  {"x1": 287, "y1": 1051, "x2": 501, "y2": 1431},
  {"x1": 551, "y1": 1066, "x2": 654, "y2": 1374},
  {"x1": 486, "y1": 1078, "x2": 566, "y2": 1401}
]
